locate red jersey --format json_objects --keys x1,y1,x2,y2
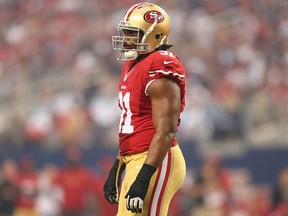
[{"x1": 118, "y1": 50, "x2": 186, "y2": 155}]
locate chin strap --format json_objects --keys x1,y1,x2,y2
[{"x1": 124, "y1": 51, "x2": 138, "y2": 60}]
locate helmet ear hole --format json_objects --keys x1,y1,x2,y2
[{"x1": 155, "y1": 34, "x2": 161, "y2": 39}]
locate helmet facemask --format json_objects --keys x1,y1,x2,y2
[{"x1": 112, "y1": 24, "x2": 150, "y2": 61}]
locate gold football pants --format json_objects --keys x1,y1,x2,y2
[{"x1": 117, "y1": 144, "x2": 186, "y2": 216}]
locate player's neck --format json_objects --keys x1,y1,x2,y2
[{"x1": 129, "y1": 53, "x2": 151, "y2": 70}]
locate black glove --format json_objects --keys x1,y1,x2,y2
[
  {"x1": 103, "y1": 159, "x2": 126, "y2": 204},
  {"x1": 125, "y1": 163, "x2": 156, "y2": 213}
]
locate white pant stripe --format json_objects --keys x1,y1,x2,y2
[{"x1": 149, "y1": 154, "x2": 168, "y2": 215}]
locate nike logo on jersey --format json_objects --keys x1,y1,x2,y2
[{"x1": 164, "y1": 60, "x2": 173, "y2": 65}]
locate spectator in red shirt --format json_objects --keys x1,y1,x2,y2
[
  {"x1": 54, "y1": 145, "x2": 96, "y2": 216},
  {"x1": 13, "y1": 156, "x2": 39, "y2": 216}
]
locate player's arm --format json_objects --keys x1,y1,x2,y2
[
  {"x1": 145, "y1": 77, "x2": 181, "y2": 168},
  {"x1": 125, "y1": 77, "x2": 181, "y2": 213},
  {"x1": 103, "y1": 152, "x2": 125, "y2": 204}
]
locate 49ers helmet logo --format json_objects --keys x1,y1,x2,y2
[{"x1": 144, "y1": 10, "x2": 164, "y2": 23}]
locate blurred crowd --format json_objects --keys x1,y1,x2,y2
[
  {"x1": 180, "y1": 155, "x2": 288, "y2": 216},
  {"x1": 0, "y1": 0, "x2": 287, "y2": 150},
  {"x1": 0, "y1": 146, "x2": 118, "y2": 216},
  {"x1": 0, "y1": 146, "x2": 288, "y2": 216},
  {"x1": 0, "y1": 0, "x2": 288, "y2": 215}
]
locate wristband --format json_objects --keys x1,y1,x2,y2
[{"x1": 136, "y1": 163, "x2": 156, "y2": 183}]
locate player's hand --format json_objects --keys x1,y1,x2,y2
[
  {"x1": 103, "y1": 159, "x2": 125, "y2": 204},
  {"x1": 125, "y1": 179, "x2": 148, "y2": 213},
  {"x1": 103, "y1": 182, "x2": 118, "y2": 204},
  {"x1": 125, "y1": 164, "x2": 156, "y2": 213}
]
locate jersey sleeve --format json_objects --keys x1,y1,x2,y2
[{"x1": 144, "y1": 51, "x2": 186, "y2": 96}]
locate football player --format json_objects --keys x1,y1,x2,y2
[{"x1": 104, "y1": 2, "x2": 187, "y2": 215}]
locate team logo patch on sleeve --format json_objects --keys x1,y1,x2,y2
[{"x1": 144, "y1": 10, "x2": 164, "y2": 23}]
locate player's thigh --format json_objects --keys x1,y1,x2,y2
[
  {"x1": 148, "y1": 145, "x2": 186, "y2": 216},
  {"x1": 166, "y1": 145, "x2": 186, "y2": 210}
]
